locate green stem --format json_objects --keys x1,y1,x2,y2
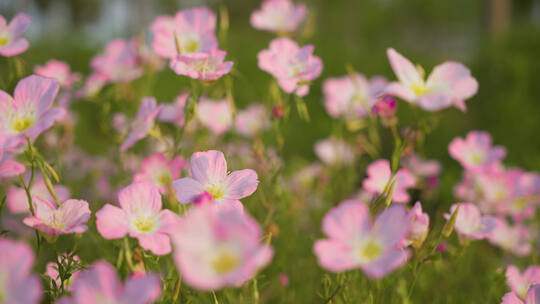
[
  {"x1": 123, "y1": 237, "x2": 135, "y2": 272},
  {"x1": 172, "y1": 272, "x2": 182, "y2": 303}
]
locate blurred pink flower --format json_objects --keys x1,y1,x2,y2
[
  {"x1": 386, "y1": 48, "x2": 478, "y2": 111},
  {"x1": 323, "y1": 74, "x2": 387, "y2": 119},
  {"x1": 0, "y1": 145, "x2": 25, "y2": 178},
  {"x1": 133, "y1": 153, "x2": 186, "y2": 194},
  {"x1": 171, "y1": 203, "x2": 273, "y2": 290},
  {"x1": 170, "y1": 49, "x2": 233, "y2": 81},
  {"x1": 0, "y1": 13, "x2": 31, "y2": 56},
  {"x1": 120, "y1": 97, "x2": 161, "y2": 151},
  {"x1": 314, "y1": 137, "x2": 354, "y2": 166},
  {"x1": 7, "y1": 175, "x2": 70, "y2": 214},
  {"x1": 150, "y1": 7, "x2": 217, "y2": 59},
  {"x1": 404, "y1": 202, "x2": 429, "y2": 248},
  {"x1": 258, "y1": 38, "x2": 322, "y2": 96},
  {"x1": 313, "y1": 200, "x2": 410, "y2": 278},
  {"x1": 362, "y1": 159, "x2": 416, "y2": 203},
  {"x1": 173, "y1": 150, "x2": 258, "y2": 209},
  {"x1": 278, "y1": 273, "x2": 290, "y2": 287},
  {"x1": 235, "y1": 103, "x2": 270, "y2": 138},
  {"x1": 91, "y1": 38, "x2": 143, "y2": 83},
  {"x1": 96, "y1": 183, "x2": 179, "y2": 255},
  {"x1": 489, "y1": 219, "x2": 532, "y2": 256},
  {"x1": 45, "y1": 255, "x2": 81, "y2": 291},
  {"x1": 34, "y1": 60, "x2": 81, "y2": 89},
  {"x1": 77, "y1": 73, "x2": 107, "y2": 98},
  {"x1": 23, "y1": 197, "x2": 91, "y2": 237},
  {"x1": 0, "y1": 238, "x2": 41, "y2": 303},
  {"x1": 444, "y1": 203, "x2": 498, "y2": 240},
  {"x1": 250, "y1": 0, "x2": 306, "y2": 33},
  {"x1": 502, "y1": 284, "x2": 540, "y2": 304},
  {"x1": 158, "y1": 93, "x2": 188, "y2": 127},
  {"x1": 62, "y1": 261, "x2": 161, "y2": 304},
  {"x1": 196, "y1": 97, "x2": 233, "y2": 135},
  {"x1": 402, "y1": 153, "x2": 442, "y2": 180},
  {"x1": 449, "y1": 131, "x2": 506, "y2": 172},
  {"x1": 506, "y1": 265, "x2": 540, "y2": 300}
]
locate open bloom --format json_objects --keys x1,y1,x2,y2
[
  {"x1": 502, "y1": 284, "x2": 540, "y2": 304},
  {"x1": 0, "y1": 75, "x2": 65, "y2": 148},
  {"x1": 7, "y1": 175, "x2": 69, "y2": 214},
  {"x1": 0, "y1": 238, "x2": 41, "y2": 304},
  {"x1": 506, "y1": 265, "x2": 540, "y2": 300},
  {"x1": 258, "y1": 38, "x2": 322, "y2": 96},
  {"x1": 150, "y1": 7, "x2": 217, "y2": 59},
  {"x1": 23, "y1": 197, "x2": 91, "y2": 237},
  {"x1": 173, "y1": 150, "x2": 258, "y2": 209},
  {"x1": 96, "y1": 183, "x2": 179, "y2": 255},
  {"x1": 158, "y1": 93, "x2": 188, "y2": 127},
  {"x1": 133, "y1": 153, "x2": 186, "y2": 194},
  {"x1": 91, "y1": 38, "x2": 143, "y2": 83},
  {"x1": 362, "y1": 159, "x2": 416, "y2": 203},
  {"x1": 449, "y1": 131, "x2": 506, "y2": 172},
  {"x1": 386, "y1": 48, "x2": 478, "y2": 111},
  {"x1": 489, "y1": 219, "x2": 532, "y2": 256},
  {"x1": 45, "y1": 255, "x2": 81, "y2": 291},
  {"x1": 0, "y1": 13, "x2": 31, "y2": 57},
  {"x1": 313, "y1": 200, "x2": 410, "y2": 278},
  {"x1": 314, "y1": 137, "x2": 355, "y2": 166},
  {"x1": 61, "y1": 261, "x2": 161, "y2": 304},
  {"x1": 120, "y1": 97, "x2": 161, "y2": 151},
  {"x1": 250, "y1": 0, "x2": 306, "y2": 33},
  {"x1": 196, "y1": 98, "x2": 233, "y2": 135},
  {"x1": 170, "y1": 49, "x2": 233, "y2": 81},
  {"x1": 323, "y1": 73, "x2": 387, "y2": 119},
  {"x1": 234, "y1": 103, "x2": 271, "y2": 138},
  {"x1": 171, "y1": 203, "x2": 273, "y2": 290},
  {"x1": 444, "y1": 203, "x2": 498, "y2": 239},
  {"x1": 404, "y1": 202, "x2": 429, "y2": 248},
  {"x1": 34, "y1": 60, "x2": 81, "y2": 89}
]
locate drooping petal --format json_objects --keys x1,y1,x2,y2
[
  {"x1": 96, "y1": 204, "x2": 129, "y2": 239},
  {"x1": 137, "y1": 233, "x2": 172, "y2": 255}
]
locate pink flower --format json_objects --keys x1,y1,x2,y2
[
  {"x1": 404, "y1": 202, "x2": 429, "y2": 248},
  {"x1": 62, "y1": 261, "x2": 161, "y2": 304},
  {"x1": 171, "y1": 203, "x2": 273, "y2": 290},
  {"x1": 502, "y1": 285, "x2": 540, "y2": 304},
  {"x1": 314, "y1": 137, "x2": 355, "y2": 166},
  {"x1": 449, "y1": 131, "x2": 506, "y2": 171},
  {"x1": 96, "y1": 183, "x2": 179, "y2": 255},
  {"x1": 196, "y1": 98, "x2": 233, "y2": 135},
  {"x1": 7, "y1": 175, "x2": 70, "y2": 214},
  {"x1": 234, "y1": 103, "x2": 271, "y2": 138},
  {"x1": 173, "y1": 150, "x2": 258, "y2": 208},
  {"x1": 0, "y1": 13, "x2": 31, "y2": 57},
  {"x1": 402, "y1": 153, "x2": 442, "y2": 180},
  {"x1": 150, "y1": 7, "x2": 217, "y2": 59},
  {"x1": 133, "y1": 153, "x2": 186, "y2": 194},
  {"x1": 313, "y1": 200, "x2": 410, "y2": 278},
  {"x1": 78, "y1": 73, "x2": 107, "y2": 98},
  {"x1": 258, "y1": 38, "x2": 322, "y2": 97},
  {"x1": 0, "y1": 75, "x2": 65, "y2": 148},
  {"x1": 362, "y1": 159, "x2": 416, "y2": 203},
  {"x1": 323, "y1": 74, "x2": 387, "y2": 119},
  {"x1": 23, "y1": 197, "x2": 91, "y2": 237},
  {"x1": 386, "y1": 48, "x2": 478, "y2": 111},
  {"x1": 120, "y1": 97, "x2": 161, "y2": 151},
  {"x1": 506, "y1": 265, "x2": 540, "y2": 300},
  {"x1": 45, "y1": 255, "x2": 81, "y2": 291},
  {"x1": 250, "y1": 0, "x2": 307, "y2": 33},
  {"x1": 157, "y1": 93, "x2": 188, "y2": 127},
  {"x1": 444, "y1": 203, "x2": 498, "y2": 240},
  {"x1": 91, "y1": 38, "x2": 143, "y2": 83},
  {"x1": 170, "y1": 49, "x2": 233, "y2": 81},
  {"x1": 489, "y1": 219, "x2": 531, "y2": 256},
  {"x1": 34, "y1": 60, "x2": 81, "y2": 89},
  {"x1": 372, "y1": 94, "x2": 397, "y2": 118},
  {"x1": 0, "y1": 238, "x2": 41, "y2": 303},
  {"x1": 0, "y1": 137, "x2": 25, "y2": 178}
]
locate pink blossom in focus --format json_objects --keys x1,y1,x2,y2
[
  {"x1": 150, "y1": 7, "x2": 217, "y2": 59},
  {"x1": 23, "y1": 197, "x2": 91, "y2": 238},
  {"x1": 196, "y1": 98, "x2": 233, "y2": 135},
  {"x1": 133, "y1": 153, "x2": 186, "y2": 194},
  {"x1": 96, "y1": 183, "x2": 179, "y2": 255},
  {"x1": 314, "y1": 137, "x2": 355, "y2": 166},
  {"x1": 158, "y1": 93, "x2": 188, "y2": 127},
  {"x1": 323, "y1": 73, "x2": 387, "y2": 119},
  {"x1": 171, "y1": 203, "x2": 273, "y2": 290},
  {"x1": 250, "y1": 0, "x2": 307, "y2": 33},
  {"x1": 0, "y1": 13, "x2": 31, "y2": 57},
  {"x1": 173, "y1": 150, "x2": 258, "y2": 209},
  {"x1": 120, "y1": 97, "x2": 161, "y2": 151},
  {"x1": 313, "y1": 200, "x2": 410, "y2": 278},
  {"x1": 234, "y1": 103, "x2": 270, "y2": 138},
  {"x1": 448, "y1": 131, "x2": 506, "y2": 172},
  {"x1": 91, "y1": 38, "x2": 143, "y2": 83},
  {"x1": 0, "y1": 238, "x2": 41, "y2": 303},
  {"x1": 506, "y1": 265, "x2": 540, "y2": 300},
  {"x1": 258, "y1": 38, "x2": 322, "y2": 96},
  {"x1": 386, "y1": 48, "x2": 478, "y2": 111},
  {"x1": 170, "y1": 49, "x2": 233, "y2": 81},
  {"x1": 444, "y1": 203, "x2": 499, "y2": 240},
  {"x1": 7, "y1": 175, "x2": 70, "y2": 214},
  {"x1": 62, "y1": 261, "x2": 161, "y2": 304},
  {"x1": 362, "y1": 159, "x2": 416, "y2": 203}
]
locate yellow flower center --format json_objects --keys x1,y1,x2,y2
[
  {"x1": 12, "y1": 116, "x2": 35, "y2": 133},
  {"x1": 206, "y1": 183, "x2": 225, "y2": 200},
  {"x1": 133, "y1": 216, "x2": 156, "y2": 233},
  {"x1": 0, "y1": 36, "x2": 9, "y2": 47},
  {"x1": 211, "y1": 251, "x2": 239, "y2": 275},
  {"x1": 46, "y1": 213, "x2": 66, "y2": 230},
  {"x1": 358, "y1": 240, "x2": 382, "y2": 261},
  {"x1": 184, "y1": 40, "x2": 199, "y2": 54},
  {"x1": 157, "y1": 173, "x2": 171, "y2": 187},
  {"x1": 411, "y1": 83, "x2": 431, "y2": 96},
  {"x1": 468, "y1": 153, "x2": 485, "y2": 165}
]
